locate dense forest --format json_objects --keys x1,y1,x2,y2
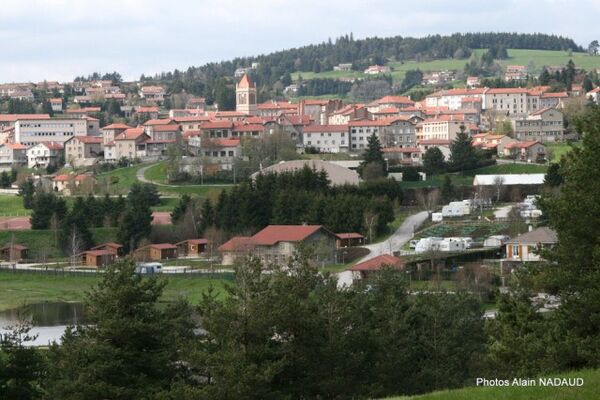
[{"x1": 136, "y1": 32, "x2": 582, "y2": 102}]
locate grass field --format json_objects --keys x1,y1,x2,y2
[
  {"x1": 291, "y1": 49, "x2": 600, "y2": 87},
  {"x1": 0, "y1": 195, "x2": 29, "y2": 217},
  {"x1": 547, "y1": 142, "x2": 579, "y2": 162},
  {"x1": 0, "y1": 228, "x2": 119, "y2": 259},
  {"x1": 0, "y1": 270, "x2": 230, "y2": 312},
  {"x1": 384, "y1": 369, "x2": 599, "y2": 400},
  {"x1": 96, "y1": 163, "x2": 148, "y2": 194}
]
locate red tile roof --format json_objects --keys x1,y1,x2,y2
[
  {"x1": 116, "y1": 127, "x2": 146, "y2": 140},
  {"x1": 349, "y1": 254, "x2": 405, "y2": 271},
  {"x1": 201, "y1": 121, "x2": 234, "y2": 129},
  {"x1": 376, "y1": 95, "x2": 414, "y2": 105},
  {"x1": 232, "y1": 123, "x2": 265, "y2": 132},
  {"x1": 0, "y1": 114, "x2": 50, "y2": 122},
  {"x1": 148, "y1": 243, "x2": 177, "y2": 250},
  {"x1": 251, "y1": 225, "x2": 326, "y2": 246},
  {"x1": 143, "y1": 118, "x2": 175, "y2": 126},
  {"x1": 101, "y1": 123, "x2": 131, "y2": 130},
  {"x1": 303, "y1": 124, "x2": 349, "y2": 133},
  {"x1": 237, "y1": 74, "x2": 255, "y2": 89},
  {"x1": 150, "y1": 124, "x2": 180, "y2": 132},
  {"x1": 38, "y1": 141, "x2": 64, "y2": 150},
  {"x1": 177, "y1": 239, "x2": 209, "y2": 245},
  {"x1": 505, "y1": 140, "x2": 542, "y2": 149},
  {"x1": 209, "y1": 139, "x2": 241, "y2": 147},
  {"x1": 70, "y1": 136, "x2": 103, "y2": 144},
  {"x1": 218, "y1": 236, "x2": 255, "y2": 252}
]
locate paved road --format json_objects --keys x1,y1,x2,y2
[
  {"x1": 358, "y1": 210, "x2": 429, "y2": 263},
  {"x1": 494, "y1": 205, "x2": 513, "y2": 219}
]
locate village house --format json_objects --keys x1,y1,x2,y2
[
  {"x1": 471, "y1": 133, "x2": 516, "y2": 155},
  {"x1": 328, "y1": 104, "x2": 369, "y2": 125},
  {"x1": 139, "y1": 86, "x2": 166, "y2": 103},
  {"x1": 512, "y1": 107, "x2": 564, "y2": 142},
  {"x1": 176, "y1": 239, "x2": 208, "y2": 257},
  {"x1": 298, "y1": 99, "x2": 343, "y2": 125},
  {"x1": 135, "y1": 243, "x2": 178, "y2": 261},
  {"x1": 64, "y1": 136, "x2": 103, "y2": 167},
  {"x1": 101, "y1": 123, "x2": 130, "y2": 144},
  {"x1": 77, "y1": 250, "x2": 116, "y2": 268},
  {"x1": 417, "y1": 139, "x2": 452, "y2": 161},
  {"x1": 302, "y1": 124, "x2": 349, "y2": 153},
  {"x1": 115, "y1": 127, "x2": 149, "y2": 160},
  {"x1": 466, "y1": 76, "x2": 481, "y2": 87},
  {"x1": 368, "y1": 95, "x2": 415, "y2": 112},
  {"x1": 349, "y1": 117, "x2": 416, "y2": 152},
  {"x1": 256, "y1": 101, "x2": 298, "y2": 117},
  {"x1": 417, "y1": 115, "x2": 466, "y2": 142},
  {"x1": 504, "y1": 65, "x2": 528, "y2": 82},
  {"x1": 173, "y1": 116, "x2": 212, "y2": 132},
  {"x1": 382, "y1": 146, "x2": 421, "y2": 166},
  {"x1": 504, "y1": 227, "x2": 558, "y2": 265},
  {"x1": 50, "y1": 98, "x2": 63, "y2": 113},
  {"x1": 364, "y1": 65, "x2": 391, "y2": 75},
  {"x1": 26, "y1": 142, "x2": 63, "y2": 169},
  {"x1": 503, "y1": 140, "x2": 546, "y2": 162},
  {"x1": 587, "y1": 87, "x2": 600, "y2": 103},
  {"x1": 53, "y1": 174, "x2": 95, "y2": 194},
  {"x1": 231, "y1": 123, "x2": 265, "y2": 138},
  {"x1": 134, "y1": 106, "x2": 159, "y2": 120},
  {"x1": 0, "y1": 143, "x2": 27, "y2": 169},
  {"x1": 219, "y1": 225, "x2": 337, "y2": 266},
  {"x1": 540, "y1": 92, "x2": 568, "y2": 109},
  {"x1": 425, "y1": 88, "x2": 486, "y2": 110},
  {"x1": 333, "y1": 63, "x2": 353, "y2": 71}
]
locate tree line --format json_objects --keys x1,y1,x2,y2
[
  {"x1": 19, "y1": 182, "x2": 161, "y2": 256},
  {"x1": 171, "y1": 166, "x2": 401, "y2": 241},
  {"x1": 139, "y1": 33, "x2": 581, "y2": 101}
]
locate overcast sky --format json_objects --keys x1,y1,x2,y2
[{"x1": 1, "y1": 0, "x2": 598, "y2": 82}]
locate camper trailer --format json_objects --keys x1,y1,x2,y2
[
  {"x1": 484, "y1": 235, "x2": 510, "y2": 247},
  {"x1": 415, "y1": 237, "x2": 444, "y2": 253},
  {"x1": 431, "y1": 212, "x2": 443, "y2": 222},
  {"x1": 439, "y1": 237, "x2": 467, "y2": 252},
  {"x1": 441, "y1": 201, "x2": 471, "y2": 217}
]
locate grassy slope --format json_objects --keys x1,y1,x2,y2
[
  {"x1": 291, "y1": 49, "x2": 600, "y2": 87},
  {"x1": 95, "y1": 163, "x2": 147, "y2": 195},
  {"x1": 0, "y1": 270, "x2": 230, "y2": 311},
  {"x1": 385, "y1": 369, "x2": 598, "y2": 400},
  {"x1": 142, "y1": 162, "x2": 230, "y2": 198}
]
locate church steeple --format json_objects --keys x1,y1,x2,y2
[{"x1": 236, "y1": 73, "x2": 257, "y2": 115}]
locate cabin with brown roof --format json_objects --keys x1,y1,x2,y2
[
  {"x1": 78, "y1": 250, "x2": 116, "y2": 268},
  {"x1": 91, "y1": 242, "x2": 124, "y2": 257},
  {"x1": 176, "y1": 239, "x2": 208, "y2": 257},
  {"x1": 335, "y1": 233, "x2": 365, "y2": 248},
  {"x1": 135, "y1": 243, "x2": 178, "y2": 261},
  {"x1": 348, "y1": 254, "x2": 405, "y2": 279},
  {"x1": 0, "y1": 244, "x2": 28, "y2": 261}
]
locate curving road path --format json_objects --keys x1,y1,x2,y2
[{"x1": 358, "y1": 210, "x2": 429, "y2": 263}]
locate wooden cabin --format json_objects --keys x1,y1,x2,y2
[{"x1": 175, "y1": 239, "x2": 208, "y2": 257}]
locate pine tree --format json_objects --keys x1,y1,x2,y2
[
  {"x1": 449, "y1": 125, "x2": 479, "y2": 172},
  {"x1": 359, "y1": 133, "x2": 386, "y2": 179},
  {"x1": 440, "y1": 175, "x2": 456, "y2": 203},
  {"x1": 422, "y1": 147, "x2": 446, "y2": 176}
]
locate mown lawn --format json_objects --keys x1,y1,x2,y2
[
  {"x1": 384, "y1": 368, "x2": 599, "y2": 400},
  {"x1": 0, "y1": 271, "x2": 230, "y2": 311},
  {"x1": 0, "y1": 195, "x2": 29, "y2": 216}
]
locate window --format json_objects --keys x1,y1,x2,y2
[{"x1": 512, "y1": 246, "x2": 519, "y2": 257}]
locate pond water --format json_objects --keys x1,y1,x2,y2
[{"x1": 0, "y1": 302, "x2": 88, "y2": 346}]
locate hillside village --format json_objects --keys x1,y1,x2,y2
[{"x1": 2, "y1": 28, "x2": 600, "y2": 400}]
